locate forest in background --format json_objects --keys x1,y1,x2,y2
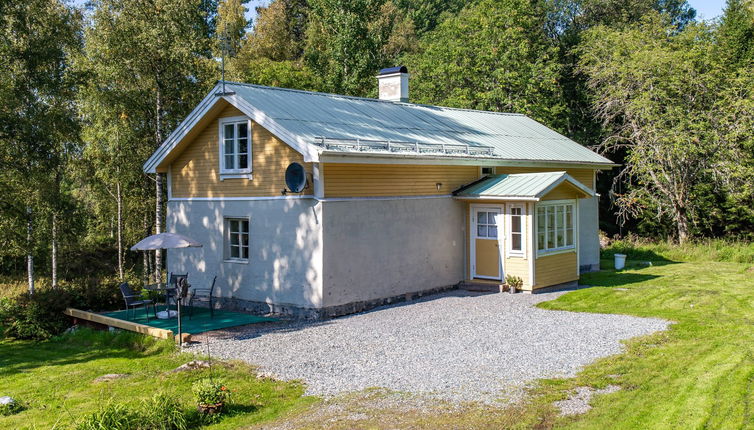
[{"x1": 1, "y1": 0, "x2": 752, "y2": 288}]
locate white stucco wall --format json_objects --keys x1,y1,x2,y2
[
  {"x1": 578, "y1": 196, "x2": 600, "y2": 271},
  {"x1": 321, "y1": 197, "x2": 466, "y2": 307},
  {"x1": 166, "y1": 198, "x2": 323, "y2": 308}
]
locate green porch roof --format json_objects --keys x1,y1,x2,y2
[{"x1": 453, "y1": 171, "x2": 594, "y2": 201}]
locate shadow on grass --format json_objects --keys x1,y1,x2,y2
[
  {"x1": 0, "y1": 331, "x2": 166, "y2": 375},
  {"x1": 583, "y1": 271, "x2": 661, "y2": 288}
]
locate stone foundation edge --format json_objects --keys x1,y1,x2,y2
[{"x1": 214, "y1": 283, "x2": 460, "y2": 319}]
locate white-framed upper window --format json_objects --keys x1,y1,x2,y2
[
  {"x1": 508, "y1": 204, "x2": 525, "y2": 256},
  {"x1": 536, "y1": 201, "x2": 575, "y2": 254},
  {"x1": 224, "y1": 217, "x2": 249, "y2": 262},
  {"x1": 480, "y1": 166, "x2": 495, "y2": 176},
  {"x1": 219, "y1": 116, "x2": 252, "y2": 177}
]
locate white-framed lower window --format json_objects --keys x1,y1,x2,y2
[
  {"x1": 224, "y1": 217, "x2": 249, "y2": 262},
  {"x1": 536, "y1": 201, "x2": 575, "y2": 254},
  {"x1": 508, "y1": 204, "x2": 525, "y2": 256},
  {"x1": 219, "y1": 116, "x2": 252, "y2": 179}
]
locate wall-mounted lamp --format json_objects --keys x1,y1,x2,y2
[{"x1": 436, "y1": 182, "x2": 443, "y2": 191}]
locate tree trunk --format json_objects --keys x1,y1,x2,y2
[
  {"x1": 676, "y1": 207, "x2": 690, "y2": 244},
  {"x1": 154, "y1": 84, "x2": 163, "y2": 284},
  {"x1": 27, "y1": 207, "x2": 34, "y2": 295},
  {"x1": 143, "y1": 210, "x2": 150, "y2": 285},
  {"x1": 117, "y1": 182, "x2": 124, "y2": 281},
  {"x1": 51, "y1": 213, "x2": 58, "y2": 289}
]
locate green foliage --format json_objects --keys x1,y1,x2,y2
[
  {"x1": 0, "y1": 398, "x2": 22, "y2": 416},
  {"x1": 602, "y1": 235, "x2": 754, "y2": 264},
  {"x1": 2, "y1": 289, "x2": 72, "y2": 340},
  {"x1": 76, "y1": 402, "x2": 136, "y2": 430},
  {"x1": 504, "y1": 275, "x2": 524, "y2": 290},
  {"x1": 405, "y1": 0, "x2": 566, "y2": 128},
  {"x1": 192, "y1": 379, "x2": 232, "y2": 405}
]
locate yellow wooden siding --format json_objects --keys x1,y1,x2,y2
[
  {"x1": 540, "y1": 182, "x2": 583, "y2": 201},
  {"x1": 170, "y1": 104, "x2": 311, "y2": 198},
  {"x1": 323, "y1": 163, "x2": 479, "y2": 197},
  {"x1": 495, "y1": 166, "x2": 595, "y2": 191},
  {"x1": 534, "y1": 251, "x2": 578, "y2": 288}
]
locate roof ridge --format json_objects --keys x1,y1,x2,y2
[{"x1": 221, "y1": 80, "x2": 526, "y2": 117}]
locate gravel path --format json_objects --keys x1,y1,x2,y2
[{"x1": 189, "y1": 289, "x2": 669, "y2": 403}]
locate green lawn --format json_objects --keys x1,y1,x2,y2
[{"x1": 0, "y1": 330, "x2": 315, "y2": 429}]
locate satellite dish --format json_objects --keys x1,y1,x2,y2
[{"x1": 285, "y1": 162, "x2": 307, "y2": 193}]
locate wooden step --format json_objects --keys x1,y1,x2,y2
[{"x1": 458, "y1": 280, "x2": 503, "y2": 293}]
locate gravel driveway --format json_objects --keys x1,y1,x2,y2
[{"x1": 190, "y1": 289, "x2": 668, "y2": 403}]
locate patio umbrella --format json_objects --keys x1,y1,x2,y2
[
  {"x1": 131, "y1": 232, "x2": 203, "y2": 348},
  {"x1": 130, "y1": 232, "x2": 202, "y2": 251}
]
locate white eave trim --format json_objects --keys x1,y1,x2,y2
[
  {"x1": 318, "y1": 152, "x2": 618, "y2": 169},
  {"x1": 143, "y1": 83, "x2": 320, "y2": 174},
  {"x1": 534, "y1": 173, "x2": 595, "y2": 199},
  {"x1": 454, "y1": 195, "x2": 539, "y2": 201}
]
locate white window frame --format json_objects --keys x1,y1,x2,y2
[
  {"x1": 218, "y1": 116, "x2": 253, "y2": 180},
  {"x1": 479, "y1": 166, "x2": 495, "y2": 176},
  {"x1": 507, "y1": 203, "x2": 526, "y2": 257},
  {"x1": 535, "y1": 199, "x2": 576, "y2": 256},
  {"x1": 224, "y1": 216, "x2": 250, "y2": 263}
]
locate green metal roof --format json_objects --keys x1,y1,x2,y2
[{"x1": 454, "y1": 172, "x2": 594, "y2": 200}]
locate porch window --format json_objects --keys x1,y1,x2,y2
[
  {"x1": 225, "y1": 217, "x2": 249, "y2": 261},
  {"x1": 536, "y1": 202, "x2": 575, "y2": 254},
  {"x1": 509, "y1": 205, "x2": 524, "y2": 255},
  {"x1": 219, "y1": 117, "x2": 251, "y2": 177}
]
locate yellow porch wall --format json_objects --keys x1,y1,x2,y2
[
  {"x1": 170, "y1": 104, "x2": 312, "y2": 198},
  {"x1": 534, "y1": 251, "x2": 578, "y2": 288}
]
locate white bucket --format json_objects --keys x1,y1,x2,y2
[{"x1": 614, "y1": 253, "x2": 627, "y2": 270}]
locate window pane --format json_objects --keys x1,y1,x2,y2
[
  {"x1": 566, "y1": 205, "x2": 573, "y2": 229},
  {"x1": 477, "y1": 225, "x2": 487, "y2": 237},
  {"x1": 230, "y1": 245, "x2": 239, "y2": 258},
  {"x1": 241, "y1": 246, "x2": 248, "y2": 259},
  {"x1": 241, "y1": 221, "x2": 249, "y2": 232},
  {"x1": 230, "y1": 220, "x2": 238, "y2": 232},
  {"x1": 225, "y1": 155, "x2": 234, "y2": 170},
  {"x1": 240, "y1": 233, "x2": 248, "y2": 246},
  {"x1": 511, "y1": 216, "x2": 521, "y2": 233},
  {"x1": 512, "y1": 233, "x2": 522, "y2": 251},
  {"x1": 538, "y1": 231, "x2": 545, "y2": 250},
  {"x1": 566, "y1": 228, "x2": 574, "y2": 246},
  {"x1": 224, "y1": 124, "x2": 234, "y2": 139},
  {"x1": 488, "y1": 225, "x2": 498, "y2": 238},
  {"x1": 238, "y1": 123, "x2": 248, "y2": 138},
  {"x1": 511, "y1": 207, "x2": 522, "y2": 216},
  {"x1": 224, "y1": 139, "x2": 234, "y2": 155},
  {"x1": 230, "y1": 234, "x2": 239, "y2": 246},
  {"x1": 477, "y1": 211, "x2": 487, "y2": 225},
  {"x1": 547, "y1": 207, "x2": 556, "y2": 249},
  {"x1": 239, "y1": 154, "x2": 248, "y2": 169}
]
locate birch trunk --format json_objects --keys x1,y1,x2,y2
[
  {"x1": 27, "y1": 207, "x2": 34, "y2": 295},
  {"x1": 51, "y1": 213, "x2": 58, "y2": 289},
  {"x1": 154, "y1": 84, "x2": 163, "y2": 284},
  {"x1": 117, "y1": 182, "x2": 124, "y2": 281},
  {"x1": 143, "y1": 210, "x2": 150, "y2": 285}
]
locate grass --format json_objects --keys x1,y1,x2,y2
[
  {"x1": 0, "y1": 329, "x2": 315, "y2": 429},
  {"x1": 252, "y1": 241, "x2": 754, "y2": 429}
]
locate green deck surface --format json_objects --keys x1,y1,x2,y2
[{"x1": 102, "y1": 307, "x2": 277, "y2": 334}]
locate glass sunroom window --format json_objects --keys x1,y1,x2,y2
[{"x1": 536, "y1": 202, "x2": 575, "y2": 253}]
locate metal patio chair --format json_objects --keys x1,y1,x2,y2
[
  {"x1": 188, "y1": 276, "x2": 216, "y2": 319},
  {"x1": 119, "y1": 282, "x2": 156, "y2": 322}
]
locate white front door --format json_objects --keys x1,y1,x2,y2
[{"x1": 471, "y1": 206, "x2": 503, "y2": 280}]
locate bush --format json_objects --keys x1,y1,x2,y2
[
  {"x1": 2, "y1": 289, "x2": 72, "y2": 340},
  {"x1": 192, "y1": 379, "x2": 231, "y2": 406},
  {"x1": 601, "y1": 235, "x2": 754, "y2": 264},
  {"x1": 75, "y1": 402, "x2": 135, "y2": 430}
]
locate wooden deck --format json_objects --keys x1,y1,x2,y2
[{"x1": 64, "y1": 308, "x2": 174, "y2": 340}]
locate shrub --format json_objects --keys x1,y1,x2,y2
[
  {"x1": 505, "y1": 275, "x2": 523, "y2": 290},
  {"x1": 192, "y1": 379, "x2": 231, "y2": 406},
  {"x1": 2, "y1": 289, "x2": 72, "y2": 340}
]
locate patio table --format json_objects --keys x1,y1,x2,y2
[{"x1": 144, "y1": 283, "x2": 179, "y2": 319}]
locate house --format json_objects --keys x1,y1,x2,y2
[{"x1": 143, "y1": 67, "x2": 615, "y2": 318}]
